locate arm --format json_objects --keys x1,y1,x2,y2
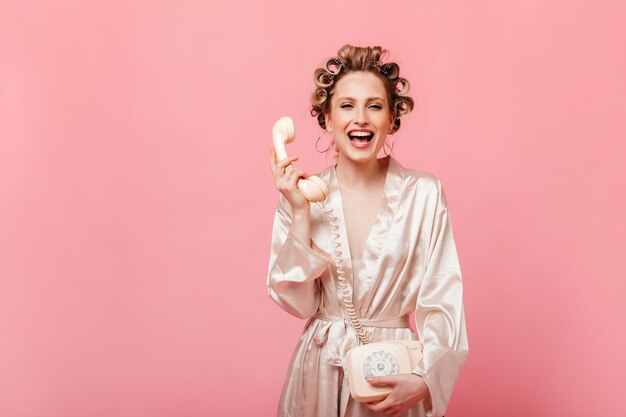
[
  {"x1": 411, "y1": 181, "x2": 469, "y2": 417},
  {"x1": 366, "y1": 181, "x2": 468, "y2": 417},
  {"x1": 266, "y1": 146, "x2": 330, "y2": 318},
  {"x1": 266, "y1": 193, "x2": 330, "y2": 319}
]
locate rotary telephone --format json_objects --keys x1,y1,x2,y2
[{"x1": 272, "y1": 116, "x2": 424, "y2": 403}]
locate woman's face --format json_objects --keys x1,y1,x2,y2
[{"x1": 325, "y1": 71, "x2": 394, "y2": 163}]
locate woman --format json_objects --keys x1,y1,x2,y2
[{"x1": 267, "y1": 45, "x2": 468, "y2": 417}]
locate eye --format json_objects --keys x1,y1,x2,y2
[
  {"x1": 370, "y1": 104, "x2": 383, "y2": 110},
  {"x1": 340, "y1": 104, "x2": 353, "y2": 109}
]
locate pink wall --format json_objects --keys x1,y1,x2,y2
[{"x1": 1, "y1": 1, "x2": 625, "y2": 416}]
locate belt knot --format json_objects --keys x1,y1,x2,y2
[{"x1": 310, "y1": 312, "x2": 411, "y2": 369}]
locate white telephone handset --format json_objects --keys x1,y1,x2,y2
[
  {"x1": 272, "y1": 116, "x2": 330, "y2": 202},
  {"x1": 271, "y1": 116, "x2": 424, "y2": 404}
]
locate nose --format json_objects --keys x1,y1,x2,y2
[{"x1": 355, "y1": 106, "x2": 368, "y2": 125}]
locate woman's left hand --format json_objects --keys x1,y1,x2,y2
[{"x1": 364, "y1": 374, "x2": 430, "y2": 416}]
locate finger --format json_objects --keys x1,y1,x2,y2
[
  {"x1": 275, "y1": 161, "x2": 299, "y2": 180},
  {"x1": 277, "y1": 155, "x2": 299, "y2": 171},
  {"x1": 367, "y1": 396, "x2": 394, "y2": 413},
  {"x1": 278, "y1": 160, "x2": 298, "y2": 177},
  {"x1": 384, "y1": 405, "x2": 401, "y2": 416},
  {"x1": 277, "y1": 169, "x2": 305, "y2": 191},
  {"x1": 270, "y1": 145, "x2": 277, "y2": 172},
  {"x1": 277, "y1": 167, "x2": 303, "y2": 185},
  {"x1": 286, "y1": 168, "x2": 308, "y2": 183},
  {"x1": 365, "y1": 402, "x2": 387, "y2": 412},
  {"x1": 391, "y1": 409, "x2": 405, "y2": 417},
  {"x1": 367, "y1": 376, "x2": 398, "y2": 387}
]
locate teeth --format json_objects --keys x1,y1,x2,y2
[{"x1": 349, "y1": 131, "x2": 373, "y2": 137}]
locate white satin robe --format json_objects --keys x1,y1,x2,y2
[{"x1": 267, "y1": 156, "x2": 468, "y2": 417}]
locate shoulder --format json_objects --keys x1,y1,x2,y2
[
  {"x1": 391, "y1": 158, "x2": 449, "y2": 209},
  {"x1": 392, "y1": 157, "x2": 443, "y2": 192}
]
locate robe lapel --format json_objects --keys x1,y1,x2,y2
[
  {"x1": 346, "y1": 156, "x2": 403, "y2": 315},
  {"x1": 324, "y1": 165, "x2": 354, "y2": 307},
  {"x1": 359, "y1": 156, "x2": 403, "y2": 314},
  {"x1": 323, "y1": 156, "x2": 403, "y2": 315}
]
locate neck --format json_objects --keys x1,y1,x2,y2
[{"x1": 335, "y1": 154, "x2": 389, "y2": 189}]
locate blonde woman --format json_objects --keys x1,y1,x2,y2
[{"x1": 268, "y1": 44, "x2": 468, "y2": 417}]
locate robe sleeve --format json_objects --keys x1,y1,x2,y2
[
  {"x1": 266, "y1": 194, "x2": 331, "y2": 319},
  {"x1": 411, "y1": 181, "x2": 469, "y2": 417}
]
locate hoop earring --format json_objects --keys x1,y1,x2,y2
[
  {"x1": 316, "y1": 131, "x2": 335, "y2": 153},
  {"x1": 383, "y1": 134, "x2": 395, "y2": 156}
]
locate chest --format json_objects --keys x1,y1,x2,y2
[{"x1": 341, "y1": 186, "x2": 384, "y2": 260}]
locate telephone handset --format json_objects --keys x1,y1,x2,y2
[
  {"x1": 271, "y1": 116, "x2": 423, "y2": 404},
  {"x1": 272, "y1": 116, "x2": 330, "y2": 202}
]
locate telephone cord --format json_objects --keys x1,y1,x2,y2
[{"x1": 317, "y1": 202, "x2": 372, "y2": 345}]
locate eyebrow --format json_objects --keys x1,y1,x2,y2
[{"x1": 335, "y1": 96, "x2": 386, "y2": 101}]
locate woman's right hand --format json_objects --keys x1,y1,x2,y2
[{"x1": 270, "y1": 144, "x2": 310, "y2": 213}]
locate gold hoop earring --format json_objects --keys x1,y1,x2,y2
[
  {"x1": 383, "y1": 134, "x2": 395, "y2": 156},
  {"x1": 315, "y1": 131, "x2": 335, "y2": 153}
]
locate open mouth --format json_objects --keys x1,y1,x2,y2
[{"x1": 348, "y1": 131, "x2": 374, "y2": 143}]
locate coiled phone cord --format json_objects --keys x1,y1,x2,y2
[{"x1": 318, "y1": 202, "x2": 372, "y2": 345}]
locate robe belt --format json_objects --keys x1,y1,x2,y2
[{"x1": 311, "y1": 312, "x2": 411, "y2": 369}]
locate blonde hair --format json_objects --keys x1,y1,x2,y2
[{"x1": 310, "y1": 44, "x2": 415, "y2": 134}]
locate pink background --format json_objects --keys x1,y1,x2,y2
[{"x1": 1, "y1": 1, "x2": 625, "y2": 416}]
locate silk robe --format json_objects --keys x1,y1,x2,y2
[{"x1": 267, "y1": 156, "x2": 468, "y2": 417}]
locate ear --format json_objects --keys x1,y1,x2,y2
[
  {"x1": 388, "y1": 115, "x2": 395, "y2": 133},
  {"x1": 325, "y1": 113, "x2": 333, "y2": 133}
]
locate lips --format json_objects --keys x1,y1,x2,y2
[
  {"x1": 346, "y1": 129, "x2": 375, "y2": 149},
  {"x1": 347, "y1": 129, "x2": 374, "y2": 143}
]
